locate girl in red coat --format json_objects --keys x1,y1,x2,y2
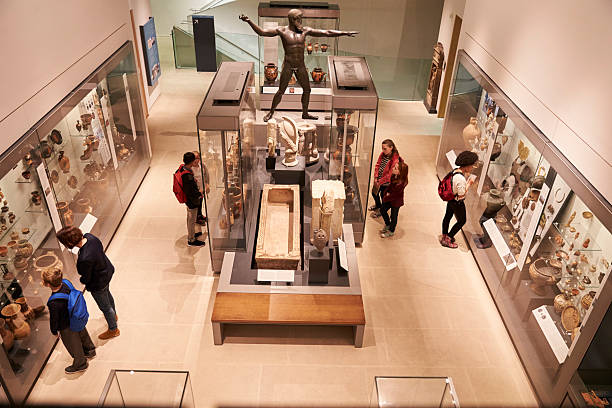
[
  {"x1": 380, "y1": 161, "x2": 409, "y2": 238},
  {"x1": 370, "y1": 139, "x2": 401, "y2": 218}
]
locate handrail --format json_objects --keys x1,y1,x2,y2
[
  {"x1": 173, "y1": 25, "x2": 192, "y2": 37},
  {"x1": 215, "y1": 32, "x2": 258, "y2": 61}
]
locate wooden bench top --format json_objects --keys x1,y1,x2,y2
[{"x1": 212, "y1": 292, "x2": 365, "y2": 325}]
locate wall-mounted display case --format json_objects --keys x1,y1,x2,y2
[
  {"x1": 258, "y1": 2, "x2": 339, "y2": 111},
  {"x1": 328, "y1": 56, "x2": 378, "y2": 244},
  {"x1": 197, "y1": 61, "x2": 256, "y2": 272},
  {"x1": 0, "y1": 41, "x2": 150, "y2": 404},
  {"x1": 436, "y1": 50, "x2": 612, "y2": 407}
]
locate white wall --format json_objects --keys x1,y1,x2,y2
[
  {"x1": 459, "y1": 0, "x2": 612, "y2": 202},
  {"x1": 0, "y1": 0, "x2": 133, "y2": 155}
]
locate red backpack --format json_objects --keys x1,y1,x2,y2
[
  {"x1": 438, "y1": 170, "x2": 458, "y2": 201},
  {"x1": 173, "y1": 165, "x2": 191, "y2": 203}
]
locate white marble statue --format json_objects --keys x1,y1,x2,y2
[{"x1": 278, "y1": 116, "x2": 299, "y2": 167}]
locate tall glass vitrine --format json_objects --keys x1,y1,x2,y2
[{"x1": 436, "y1": 50, "x2": 612, "y2": 407}]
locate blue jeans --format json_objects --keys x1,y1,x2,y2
[{"x1": 90, "y1": 285, "x2": 117, "y2": 330}]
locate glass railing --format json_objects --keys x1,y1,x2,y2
[
  {"x1": 216, "y1": 31, "x2": 259, "y2": 72},
  {"x1": 171, "y1": 25, "x2": 196, "y2": 68}
]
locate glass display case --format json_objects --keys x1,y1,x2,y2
[
  {"x1": 258, "y1": 2, "x2": 339, "y2": 111},
  {"x1": 197, "y1": 61, "x2": 256, "y2": 272},
  {"x1": 0, "y1": 130, "x2": 77, "y2": 405},
  {"x1": 328, "y1": 56, "x2": 378, "y2": 244},
  {"x1": 34, "y1": 42, "x2": 150, "y2": 248},
  {"x1": 436, "y1": 50, "x2": 612, "y2": 407}
]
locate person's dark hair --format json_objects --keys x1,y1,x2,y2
[
  {"x1": 391, "y1": 161, "x2": 409, "y2": 185},
  {"x1": 382, "y1": 139, "x2": 398, "y2": 157},
  {"x1": 183, "y1": 152, "x2": 196, "y2": 165},
  {"x1": 56, "y1": 226, "x2": 83, "y2": 249},
  {"x1": 455, "y1": 151, "x2": 478, "y2": 167}
]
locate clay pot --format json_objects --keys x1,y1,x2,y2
[
  {"x1": 50, "y1": 169, "x2": 59, "y2": 184},
  {"x1": 80, "y1": 141, "x2": 93, "y2": 161},
  {"x1": 58, "y1": 151, "x2": 70, "y2": 173},
  {"x1": 529, "y1": 258, "x2": 562, "y2": 295},
  {"x1": 531, "y1": 175, "x2": 545, "y2": 190},
  {"x1": 0, "y1": 320, "x2": 14, "y2": 351},
  {"x1": 10, "y1": 232, "x2": 19, "y2": 241},
  {"x1": 1, "y1": 304, "x2": 30, "y2": 339},
  {"x1": 313, "y1": 43, "x2": 319, "y2": 52},
  {"x1": 40, "y1": 141, "x2": 53, "y2": 159},
  {"x1": 310, "y1": 68, "x2": 326, "y2": 83},
  {"x1": 486, "y1": 189, "x2": 505, "y2": 214},
  {"x1": 68, "y1": 175, "x2": 78, "y2": 189},
  {"x1": 118, "y1": 144, "x2": 130, "y2": 160},
  {"x1": 22, "y1": 170, "x2": 31, "y2": 180},
  {"x1": 75, "y1": 198, "x2": 92, "y2": 213},
  {"x1": 80, "y1": 113, "x2": 93, "y2": 130},
  {"x1": 76, "y1": 120, "x2": 82, "y2": 132},
  {"x1": 321, "y1": 43, "x2": 328, "y2": 52},
  {"x1": 313, "y1": 229, "x2": 327, "y2": 252},
  {"x1": 306, "y1": 43, "x2": 313, "y2": 54},
  {"x1": 554, "y1": 293, "x2": 572, "y2": 314},
  {"x1": 462, "y1": 117, "x2": 481, "y2": 147},
  {"x1": 50, "y1": 129, "x2": 63, "y2": 145},
  {"x1": 264, "y1": 63, "x2": 278, "y2": 82},
  {"x1": 56, "y1": 201, "x2": 74, "y2": 226},
  {"x1": 498, "y1": 115, "x2": 507, "y2": 134},
  {"x1": 15, "y1": 298, "x2": 34, "y2": 321},
  {"x1": 15, "y1": 240, "x2": 33, "y2": 258},
  {"x1": 0, "y1": 246, "x2": 7, "y2": 257},
  {"x1": 31, "y1": 191, "x2": 41, "y2": 206},
  {"x1": 34, "y1": 251, "x2": 63, "y2": 273}
]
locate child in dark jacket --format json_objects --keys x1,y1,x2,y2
[
  {"x1": 380, "y1": 161, "x2": 409, "y2": 238},
  {"x1": 43, "y1": 267, "x2": 95, "y2": 374}
]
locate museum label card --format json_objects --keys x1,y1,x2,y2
[
  {"x1": 445, "y1": 150, "x2": 457, "y2": 167},
  {"x1": 337, "y1": 238, "x2": 348, "y2": 271},
  {"x1": 532, "y1": 306, "x2": 568, "y2": 364},
  {"x1": 483, "y1": 218, "x2": 517, "y2": 270},
  {"x1": 257, "y1": 269, "x2": 295, "y2": 282}
]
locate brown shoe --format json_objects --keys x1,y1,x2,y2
[{"x1": 98, "y1": 328, "x2": 120, "y2": 340}]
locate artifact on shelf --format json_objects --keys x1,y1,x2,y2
[
  {"x1": 267, "y1": 118, "x2": 277, "y2": 157},
  {"x1": 33, "y1": 251, "x2": 63, "y2": 273},
  {"x1": 490, "y1": 142, "x2": 502, "y2": 161},
  {"x1": 561, "y1": 305, "x2": 581, "y2": 332},
  {"x1": 1, "y1": 303, "x2": 30, "y2": 339},
  {"x1": 321, "y1": 43, "x2": 328, "y2": 52},
  {"x1": 21, "y1": 227, "x2": 29, "y2": 235},
  {"x1": 222, "y1": 186, "x2": 242, "y2": 219},
  {"x1": 554, "y1": 292, "x2": 572, "y2": 314},
  {"x1": 310, "y1": 68, "x2": 326, "y2": 83},
  {"x1": 31, "y1": 190, "x2": 42, "y2": 205},
  {"x1": 582, "y1": 211, "x2": 593, "y2": 219},
  {"x1": 424, "y1": 42, "x2": 444, "y2": 113},
  {"x1": 313, "y1": 42, "x2": 319, "y2": 52},
  {"x1": 22, "y1": 170, "x2": 31, "y2": 180},
  {"x1": 278, "y1": 116, "x2": 299, "y2": 167},
  {"x1": 87, "y1": 135, "x2": 100, "y2": 151},
  {"x1": 10, "y1": 231, "x2": 19, "y2": 241},
  {"x1": 486, "y1": 189, "x2": 505, "y2": 214},
  {"x1": 50, "y1": 129, "x2": 63, "y2": 145},
  {"x1": 117, "y1": 144, "x2": 130, "y2": 160},
  {"x1": 50, "y1": 169, "x2": 59, "y2": 183},
  {"x1": 76, "y1": 120, "x2": 82, "y2": 132},
  {"x1": 306, "y1": 43, "x2": 313, "y2": 54},
  {"x1": 313, "y1": 229, "x2": 327, "y2": 253},
  {"x1": 15, "y1": 240, "x2": 33, "y2": 259},
  {"x1": 40, "y1": 140, "x2": 53, "y2": 159},
  {"x1": 528, "y1": 257, "x2": 562, "y2": 295},
  {"x1": 565, "y1": 211, "x2": 576, "y2": 227},
  {"x1": 80, "y1": 113, "x2": 92, "y2": 130},
  {"x1": 0, "y1": 246, "x2": 6, "y2": 257},
  {"x1": 75, "y1": 198, "x2": 93, "y2": 213},
  {"x1": 296, "y1": 121, "x2": 318, "y2": 165},
  {"x1": 0, "y1": 319, "x2": 14, "y2": 351},
  {"x1": 264, "y1": 63, "x2": 278, "y2": 82},
  {"x1": 255, "y1": 184, "x2": 300, "y2": 270},
  {"x1": 56, "y1": 201, "x2": 74, "y2": 226},
  {"x1": 58, "y1": 150, "x2": 70, "y2": 173},
  {"x1": 462, "y1": 117, "x2": 481, "y2": 148},
  {"x1": 15, "y1": 298, "x2": 34, "y2": 321},
  {"x1": 68, "y1": 175, "x2": 78, "y2": 189},
  {"x1": 80, "y1": 139, "x2": 93, "y2": 160},
  {"x1": 311, "y1": 180, "x2": 345, "y2": 244}
]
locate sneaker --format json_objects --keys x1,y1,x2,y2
[
  {"x1": 194, "y1": 232, "x2": 202, "y2": 238},
  {"x1": 187, "y1": 239, "x2": 205, "y2": 247},
  {"x1": 381, "y1": 230, "x2": 395, "y2": 238},
  {"x1": 368, "y1": 205, "x2": 378, "y2": 211},
  {"x1": 98, "y1": 328, "x2": 120, "y2": 340},
  {"x1": 65, "y1": 363, "x2": 88, "y2": 374},
  {"x1": 84, "y1": 349, "x2": 96, "y2": 359},
  {"x1": 196, "y1": 216, "x2": 207, "y2": 225},
  {"x1": 370, "y1": 212, "x2": 381, "y2": 219},
  {"x1": 440, "y1": 235, "x2": 458, "y2": 249},
  {"x1": 380, "y1": 226, "x2": 389, "y2": 233}
]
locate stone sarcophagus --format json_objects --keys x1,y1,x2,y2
[
  {"x1": 255, "y1": 184, "x2": 301, "y2": 269},
  {"x1": 311, "y1": 180, "x2": 345, "y2": 244}
]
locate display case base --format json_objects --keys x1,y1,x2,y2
[
  {"x1": 308, "y1": 248, "x2": 331, "y2": 284},
  {"x1": 273, "y1": 156, "x2": 305, "y2": 186},
  {"x1": 266, "y1": 156, "x2": 276, "y2": 170}
]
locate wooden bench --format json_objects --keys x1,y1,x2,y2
[{"x1": 211, "y1": 292, "x2": 366, "y2": 347}]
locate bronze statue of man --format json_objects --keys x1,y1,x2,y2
[{"x1": 239, "y1": 9, "x2": 357, "y2": 122}]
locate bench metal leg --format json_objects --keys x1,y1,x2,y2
[
  {"x1": 354, "y1": 324, "x2": 365, "y2": 348},
  {"x1": 212, "y1": 322, "x2": 223, "y2": 345}
]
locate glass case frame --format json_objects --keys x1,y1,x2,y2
[
  {"x1": 436, "y1": 50, "x2": 612, "y2": 407},
  {"x1": 197, "y1": 61, "x2": 256, "y2": 273},
  {"x1": 257, "y1": 2, "x2": 340, "y2": 111}
]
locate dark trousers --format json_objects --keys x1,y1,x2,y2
[
  {"x1": 371, "y1": 184, "x2": 388, "y2": 209},
  {"x1": 59, "y1": 327, "x2": 95, "y2": 369},
  {"x1": 442, "y1": 200, "x2": 467, "y2": 238},
  {"x1": 91, "y1": 285, "x2": 117, "y2": 331},
  {"x1": 197, "y1": 197, "x2": 204, "y2": 220},
  {"x1": 380, "y1": 203, "x2": 400, "y2": 232}
]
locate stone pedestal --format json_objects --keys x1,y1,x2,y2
[
  {"x1": 266, "y1": 156, "x2": 276, "y2": 170},
  {"x1": 308, "y1": 248, "x2": 330, "y2": 284},
  {"x1": 274, "y1": 156, "x2": 305, "y2": 186}
]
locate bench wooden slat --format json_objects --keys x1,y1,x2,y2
[{"x1": 212, "y1": 292, "x2": 365, "y2": 325}]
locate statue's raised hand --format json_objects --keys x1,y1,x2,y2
[
  {"x1": 346, "y1": 31, "x2": 359, "y2": 37},
  {"x1": 239, "y1": 14, "x2": 250, "y2": 22}
]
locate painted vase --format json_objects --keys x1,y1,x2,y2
[
  {"x1": 56, "y1": 201, "x2": 74, "y2": 226},
  {"x1": 306, "y1": 43, "x2": 313, "y2": 54},
  {"x1": 310, "y1": 68, "x2": 326, "y2": 83},
  {"x1": 462, "y1": 117, "x2": 481, "y2": 147},
  {"x1": 50, "y1": 129, "x2": 63, "y2": 145},
  {"x1": 264, "y1": 63, "x2": 278, "y2": 82},
  {"x1": 320, "y1": 43, "x2": 328, "y2": 52},
  {"x1": 58, "y1": 151, "x2": 70, "y2": 173}
]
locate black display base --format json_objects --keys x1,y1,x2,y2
[
  {"x1": 266, "y1": 156, "x2": 276, "y2": 170},
  {"x1": 274, "y1": 156, "x2": 305, "y2": 186},
  {"x1": 308, "y1": 248, "x2": 331, "y2": 284}
]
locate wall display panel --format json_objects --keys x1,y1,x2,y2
[
  {"x1": 139, "y1": 17, "x2": 161, "y2": 86},
  {"x1": 0, "y1": 131, "x2": 78, "y2": 405},
  {"x1": 436, "y1": 51, "x2": 612, "y2": 407}
]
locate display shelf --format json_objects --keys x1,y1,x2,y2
[
  {"x1": 552, "y1": 222, "x2": 602, "y2": 252},
  {"x1": 24, "y1": 201, "x2": 44, "y2": 214}
]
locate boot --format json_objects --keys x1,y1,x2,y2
[{"x1": 98, "y1": 328, "x2": 120, "y2": 340}]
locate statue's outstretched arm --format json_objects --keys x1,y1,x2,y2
[
  {"x1": 239, "y1": 14, "x2": 278, "y2": 37},
  {"x1": 306, "y1": 27, "x2": 358, "y2": 38}
]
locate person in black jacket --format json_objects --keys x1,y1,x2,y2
[
  {"x1": 43, "y1": 267, "x2": 95, "y2": 374},
  {"x1": 181, "y1": 152, "x2": 205, "y2": 246},
  {"x1": 57, "y1": 226, "x2": 119, "y2": 340}
]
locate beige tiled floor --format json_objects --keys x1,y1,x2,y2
[{"x1": 28, "y1": 61, "x2": 539, "y2": 407}]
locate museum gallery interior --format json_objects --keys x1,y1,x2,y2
[{"x1": 0, "y1": 0, "x2": 610, "y2": 407}]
